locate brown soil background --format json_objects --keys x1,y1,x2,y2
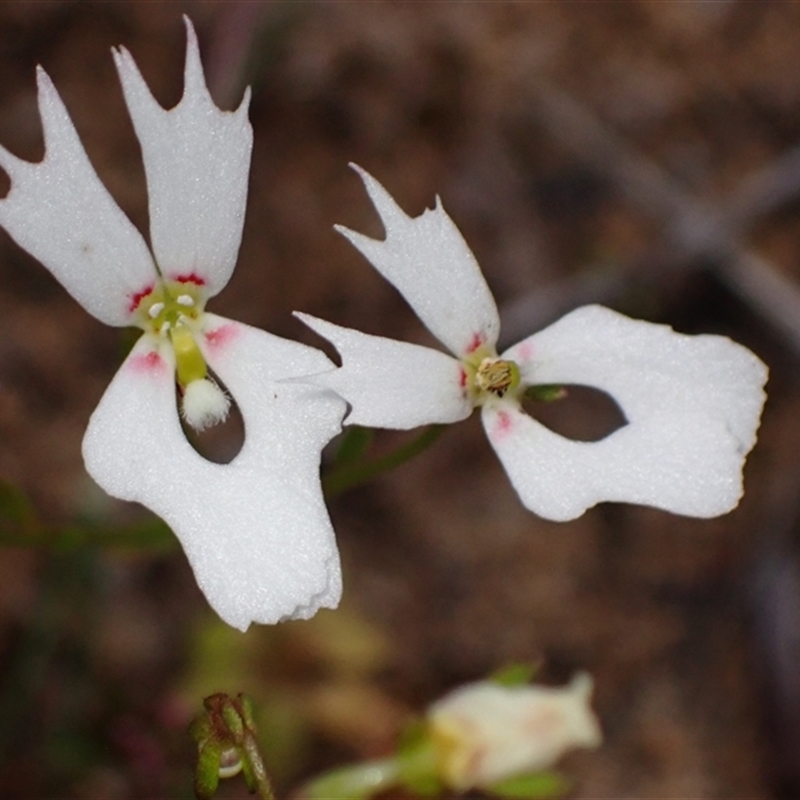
[{"x1": 1, "y1": 2, "x2": 800, "y2": 798}]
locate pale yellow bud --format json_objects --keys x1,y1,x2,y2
[{"x1": 428, "y1": 673, "x2": 601, "y2": 791}]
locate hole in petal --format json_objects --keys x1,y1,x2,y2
[
  {"x1": 523, "y1": 384, "x2": 627, "y2": 442},
  {"x1": 177, "y1": 371, "x2": 244, "y2": 464}
]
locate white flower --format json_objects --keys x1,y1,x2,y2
[
  {"x1": 0, "y1": 18, "x2": 346, "y2": 631},
  {"x1": 427, "y1": 673, "x2": 602, "y2": 791},
  {"x1": 298, "y1": 165, "x2": 768, "y2": 522}
]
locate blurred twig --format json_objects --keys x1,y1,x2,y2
[
  {"x1": 205, "y1": 3, "x2": 267, "y2": 109},
  {"x1": 501, "y1": 83, "x2": 800, "y2": 354},
  {"x1": 204, "y1": 2, "x2": 308, "y2": 110},
  {"x1": 727, "y1": 142, "x2": 800, "y2": 227},
  {"x1": 499, "y1": 264, "x2": 628, "y2": 350}
]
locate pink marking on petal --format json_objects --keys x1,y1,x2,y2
[
  {"x1": 458, "y1": 367, "x2": 467, "y2": 388},
  {"x1": 492, "y1": 409, "x2": 515, "y2": 441},
  {"x1": 465, "y1": 332, "x2": 485, "y2": 354},
  {"x1": 172, "y1": 271, "x2": 206, "y2": 286},
  {"x1": 204, "y1": 323, "x2": 239, "y2": 351},
  {"x1": 128, "y1": 351, "x2": 167, "y2": 374},
  {"x1": 127, "y1": 284, "x2": 155, "y2": 313},
  {"x1": 516, "y1": 341, "x2": 534, "y2": 362}
]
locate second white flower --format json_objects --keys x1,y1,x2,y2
[{"x1": 298, "y1": 165, "x2": 768, "y2": 521}]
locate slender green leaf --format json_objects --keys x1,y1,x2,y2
[
  {"x1": 301, "y1": 759, "x2": 400, "y2": 800},
  {"x1": 0, "y1": 517, "x2": 177, "y2": 551},
  {"x1": 488, "y1": 771, "x2": 570, "y2": 799}
]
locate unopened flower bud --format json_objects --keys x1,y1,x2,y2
[{"x1": 427, "y1": 672, "x2": 602, "y2": 791}]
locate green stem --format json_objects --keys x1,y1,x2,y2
[
  {"x1": 0, "y1": 518, "x2": 177, "y2": 551},
  {"x1": 242, "y1": 735, "x2": 276, "y2": 800},
  {"x1": 322, "y1": 425, "x2": 445, "y2": 498},
  {"x1": 0, "y1": 480, "x2": 176, "y2": 550},
  {"x1": 299, "y1": 757, "x2": 401, "y2": 800}
]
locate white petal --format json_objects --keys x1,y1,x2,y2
[
  {"x1": 198, "y1": 312, "x2": 345, "y2": 463},
  {"x1": 507, "y1": 305, "x2": 768, "y2": 456},
  {"x1": 485, "y1": 307, "x2": 768, "y2": 523},
  {"x1": 483, "y1": 402, "x2": 753, "y2": 521},
  {"x1": 113, "y1": 17, "x2": 252, "y2": 296},
  {"x1": 0, "y1": 68, "x2": 157, "y2": 326},
  {"x1": 296, "y1": 312, "x2": 472, "y2": 430},
  {"x1": 337, "y1": 164, "x2": 500, "y2": 357},
  {"x1": 83, "y1": 318, "x2": 346, "y2": 630}
]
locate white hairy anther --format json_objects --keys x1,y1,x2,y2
[{"x1": 181, "y1": 378, "x2": 230, "y2": 431}]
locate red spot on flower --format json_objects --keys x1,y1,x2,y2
[
  {"x1": 466, "y1": 332, "x2": 484, "y2": 354},
  {"x1": 493, "y1": 409, "x2": 514, "y2": 440},
  {"x1": 128, "y1": 284, "x2": 154, "y2": 313},
  {"x1": 173, "y1": 271, "x2": 206, "y2": 286},
  {"x1": 129, "y1": 350, "x2": 166, "y2": 374},
  {"x1": 458, "y1": 367, "x2": 467, "y2": 388},
  {"x1": 205, "y1": 324, "x2": 238, "y2": 351}
]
